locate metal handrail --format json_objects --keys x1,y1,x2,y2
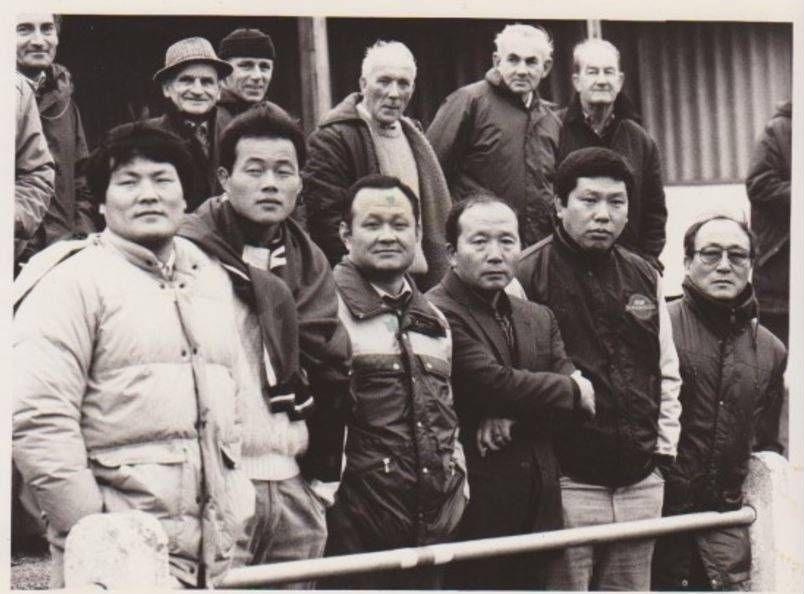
[{"x1": 218, "y1": 506, "x2": 756, "y2": 588}]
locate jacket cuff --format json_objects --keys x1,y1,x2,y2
[{"x1": 570, "y1": 376, "x2": 581, "y2": 412}]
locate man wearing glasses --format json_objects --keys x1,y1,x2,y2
[{"x1": 651, "y1": 214, "x2": 787, "y2": 591}]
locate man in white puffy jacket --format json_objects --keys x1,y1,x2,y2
[{"x1": 13, "y1": 122, "x2": 254, "y2": 588}]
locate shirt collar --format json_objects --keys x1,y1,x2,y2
[
  {"x1": 370, "y1": 277, "x2": 413, "y2": 305},
  {"x1": 582, "y1": 106, "x2": 617, "y2": 137}
]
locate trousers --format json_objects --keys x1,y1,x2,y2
[{"x1": 546, "y1": 469, "x2": 665, "y2": 591}]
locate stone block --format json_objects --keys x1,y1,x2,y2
[
  {"x1": 743, "y1": 451, "x2": 804, "y2": 591},
  {"x1": 64, "y1": 511, "x2": 172, "y2": 588}
]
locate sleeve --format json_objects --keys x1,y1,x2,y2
[
  {"x1": 746, "y1": 117, "x2": 791, "y2": 214},
  {"x1": 547, "y1": 307, "x2": 577, "y2": 376},
  {"x1": 654, "y1": 277, "x2": 682, "y2": 457},
  {"x1": 443, "y1": 303, "x2": 576, "y2": 419},
  {"x1": 15, "y1": 78, "x2": 55, "y2": 244},
  {"x1": 300, "y1": 126, "x2": 355, "y2": 267},
  {"x1": 753, "y1": 343, "x2": 787, "y2": 455},
  {"x1": 640, "y1": 138, "x2": 668, "y2": 261},
  {"x1": 12, "y1": 265, "x2": 104, "y2": 536},
  {"x1": 425, "y1": 90, "x2": 473, "y2": 192}
]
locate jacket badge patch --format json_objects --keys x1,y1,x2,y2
[{"x1": 625, "y1": 293, "x2": 657, "y2": 320}]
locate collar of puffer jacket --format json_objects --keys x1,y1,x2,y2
[{"x1": 682, "y1": 277, "x2": 757, "y2": 337}]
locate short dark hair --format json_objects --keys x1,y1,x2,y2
[
  {"x1": 555, "y1": 147, "x2": 635, "y2": 206},
  {"x1": 445, "y1": 194, "x2": 518, "y2": 247},
  {"x1": 342, "y1": 174, "x2": 420, "y2": 227},
  {"x1": 218, "y1": 104, "x2": 306, "y2": 172},
  {"x1": 683, "y1": 214, "x2": 756, "y2": 260},
  {"x1": 85, "y1": 122, "x2": 196, "y2": 204}
]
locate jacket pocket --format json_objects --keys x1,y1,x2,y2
[
  {"x1": 218, "y1": 440, "x2": 255, "y2": 533},
  {"x1": 89, "y1": 443, "x2": 188, "y2": 520}
]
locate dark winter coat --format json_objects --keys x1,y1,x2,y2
[
  {"x1": 179, "y1": 196, "x2": 352, "y2": 481},
  {"x1": 28, "y1": 63, "x2": 95, "y2": 251},
  {"x1": 653, "y1": 280, "x2": 786, "y2": 590},
  {"x1": 301, "y1": 93, "x2": 451, "y2": 290},
  {"x1": 330, "y1": 259, "x2": 468, "y2": 549},
  {"x1": 146, "y1": 107, "x2": 221, "y2": 211},
  {"x1": 746, "y1": 101, "x2": 792, "y2": 315},
  {"x1": 428, "y1": 270, "x2": 577, "y2": 522},
  {"x1": 215, "y1": 89, "x2": 290, "y2": 136},
  {"x1": 557, "y1": 93, "x2": 667, "y2": 265},
  {"x1": 427, "y1": 69, "x2": 561, "y2": 247},
  {"x1": 517, "y1": 225, "x2": 680, "y2": 487}
]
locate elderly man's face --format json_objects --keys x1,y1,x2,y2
[
  {"x1": 102, "y1": 156, "x2": 187, "y2": 249},
  {"x1": 450, "y1": 202, "x2": 521, "y2": 292},
  {"x1": 162, "y1": 63, "x2": 221, "y2": 116},
  {"x1": 359, "y1": 55, "x2": 415, "y2": 127},
  {"x1": 17, "y1": 14, "x2": 58, "y2": 71},
  {"x1": 340, "y1": 186, "x2": 419, "y2": 278},
  {"x1": 685, "y1": 219, "x2": 752, "y2": 301},
  {"x1": 493, "y1": 34, "x2": 552, "y2": 97},
  {"x1": 573, "y1": 44, "x2": 624, "y2": 109},
  {"x1": 223, "y1": 57, "x2": 274, "y2": 104},
  {"x1": 556, "y1": 176, "x2": 628, "y2": 252}
]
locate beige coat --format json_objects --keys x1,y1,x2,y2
[{"x1": 13, "y1": 230, "x2": 254, "y2": 586}]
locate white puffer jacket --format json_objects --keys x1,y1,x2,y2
[{"x1": 13, "y1": 230, "x2": 254, "y2": 586}]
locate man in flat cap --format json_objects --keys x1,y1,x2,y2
[{"x1": 148, "y1": 36, "x2": 232, "y2": 211}]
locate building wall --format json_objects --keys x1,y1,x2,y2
[{"x1": 604, "y1": 21, "x2": 792, "y2": 184}]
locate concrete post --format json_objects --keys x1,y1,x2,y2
[
  {"x1": 63, "y1": 511, "x2": 172, "y2": 588},
  {"x1": 743, "y1": 451, "x2": 804, "y2": 591}
]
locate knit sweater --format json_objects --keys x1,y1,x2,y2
[{"x1": 234, "y1": 295, "x2": 308, "y2": 481}]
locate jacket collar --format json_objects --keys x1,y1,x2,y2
[
  {"x1": 682, "y1": 278, "x2": 758, "y2": 336},
  {"x1": 553, "y1": 220, "x2": 616, "y2": 269},
  {"x1": 30, "y1": 63, "x2": 73, "y2": 113},
  {"x1": 334, "y1": 258, "x2": 444, "y2": 332},
  {"x1": 564, "y1": 91, "x2": 642, "y2": 126},
  {"x1": 441, "y1": 268, "x2": 511, "y2": 314},
  {"x1": 484, "y1": 67, "x2": 552, "y2": 112},
  {"x1": 320, "y1": 92, "x2": 419, "y2": 133},
  {"x1": 178, "y1": 195, "x2": 250, "y2": 279},
  {"x1": 101, "y1": 228, "x2": 179, "y2": 279},
  {"x1": 217, "y1": 87, "x2": 251, "y2": 116}
]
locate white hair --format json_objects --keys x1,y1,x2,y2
[
  {"x1": 360, "y1": 40, "x2": 417, "y2": 79},
  {"x1": 494, "y1": 24, "x2": 553, "y2": 59},
  {"x1": 573, "y1": 38, "x2": 621, "y2": 72}
]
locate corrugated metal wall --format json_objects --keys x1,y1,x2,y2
[{"x1": 606, "y1": 21, "x2": 792, "y2": 184}]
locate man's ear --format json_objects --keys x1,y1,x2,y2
[
  {"x1": 554, "y1": 196, "x2": 565, "y2": 219},
  {"x1": 217, "y1": 167, "x2": 230, "y2": 191},
  {"x1": 492, "y1": 52, "x2": 500, "y2": 68},
  {"x1": 542, "y1": 58, "x2": 553, "y2": 79},
  {"x1": 358, "y1": 76, "x2": 367, "y2": 95},
  {"x1": 339, "y1": 220, "x2": 351, "y2": 250},
  {"x1": 161, "y1": 82, "x2": 171, "y2": 99},
  {"x1": 446, "y1": 242, "x2": 457, "y2": 269},
  {"x1": 571, "y1": 72, "x2": 582, "y2": 93},
  {"x1": 98, "y1": 203, "x2": 106, "y2": 216}
]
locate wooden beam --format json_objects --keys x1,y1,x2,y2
[{"x1": 298, "y1": 17, "x2": 332, "y2": 134}]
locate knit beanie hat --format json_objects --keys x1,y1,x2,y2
[{"x1": 218, "y1": 28, "x2": 276, "y2": 60}]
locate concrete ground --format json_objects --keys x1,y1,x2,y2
[{"x1": 11, "y1": 552, "x2": 50, "y2": 590}]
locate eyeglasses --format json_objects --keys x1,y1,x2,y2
[{"x1": 693, "y1": 248, "x2": 751, "y2": 267}]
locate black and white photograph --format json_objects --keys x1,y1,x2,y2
[{"x1": 7, "y1": 0, "x2": 803, "y2": 590}]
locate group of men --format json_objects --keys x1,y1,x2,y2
[{"x1": 13, "y1": 14, "x2": 789, "y2": 592}]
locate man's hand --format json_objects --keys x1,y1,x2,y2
[
  {"x1": 571, "y1": 370, "x2": 596, "y2": 418},
  {"x1": 476, "y1": 417, "x2": 515, "y2": 457}
]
